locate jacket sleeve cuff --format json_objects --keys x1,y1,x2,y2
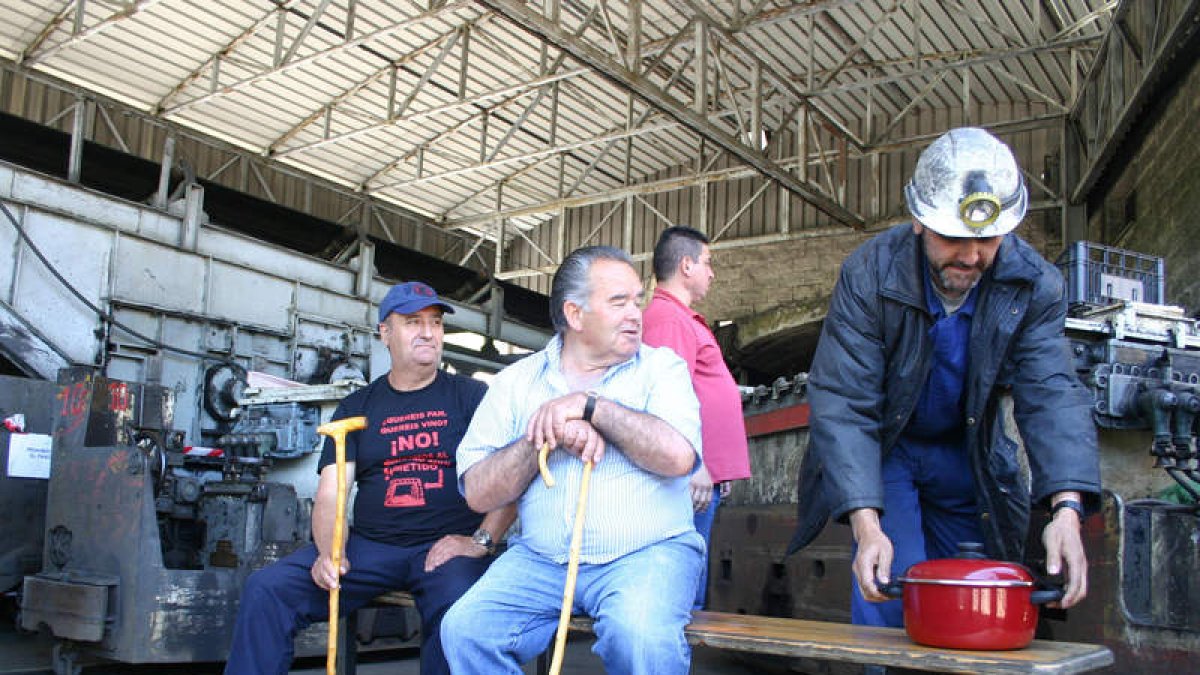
[
  {"x1": 1034, "y1": 484, "x2": 1102, "y2": 515},
  {"x1": 832, "y1": 498, "x2": 885, "y2": 525}
]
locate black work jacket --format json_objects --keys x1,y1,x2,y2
[{"x1": 787, "y1": 224, "x2": 1101, "y2": 561}]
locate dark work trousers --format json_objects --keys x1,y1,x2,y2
[
  {"x1": 850, "y1": 438, "x2": 982, "y2": 627},
  {"x1": 224, "y1": 533, "x2": 491, "y2": 675}
]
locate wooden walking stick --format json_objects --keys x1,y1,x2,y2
[
  {"x1": 537, "y1": 443, "x2": 594, "y2": 675},
  {"x1": 317, "y1": 415, "x2": 367, "y2": 675}
]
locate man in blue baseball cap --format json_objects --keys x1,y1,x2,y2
[{"x1": 226, "y1": 281, "x2": 514, "y2": 675}]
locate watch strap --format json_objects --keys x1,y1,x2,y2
[
  {"x1": 1050, "y1": 498, "x2": 1085, "y2": 522},
  {"x1": 471, "y1": 528, "x2": 495, "y2": 554},
  {"x1": 582, "y1": 391, "x2": 598, "y2": 424}
]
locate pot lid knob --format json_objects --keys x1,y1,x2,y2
[{"x1": 955, "y1": 542, "x2": 987, "y2": 559}]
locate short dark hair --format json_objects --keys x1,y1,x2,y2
[
  {"x1": 652, "y1": 226, "x2": 709, "y2": 282},
  {"x1": 549, "y1": 246, "x2": 634, "y2": 334}
]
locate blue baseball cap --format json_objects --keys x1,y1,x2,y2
[{"x1": 378, "y1": 282, "x2": 455, "y2": 322}]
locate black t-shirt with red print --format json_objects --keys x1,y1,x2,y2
[{"x1": 318, "y1": 370, "x2": 487, "y2": 547}]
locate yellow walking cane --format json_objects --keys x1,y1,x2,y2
[
  {"x1": 317, "y1": 415, "x2": 367, "y2": 675},
  {"x1": 537, "y1": 443, "x2": 594, "y2": 675}
]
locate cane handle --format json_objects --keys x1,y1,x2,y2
[{"x1": 537, "y1": 443, "x2": 555, "y2": 487}]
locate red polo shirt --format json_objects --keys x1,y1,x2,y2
[{"x1": 642, "y1": 287, "x2": 751, "y2": 483}]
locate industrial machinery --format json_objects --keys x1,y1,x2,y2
[
  {"x1": 18, "y1": 367, "x2": 418, "y2": 675},
  {"x1": 0, "y1": 374, "x2": 58, "y2": 598},
  {"x1": 711, "y1": 242, "x2": 1199, "y2": 674}
]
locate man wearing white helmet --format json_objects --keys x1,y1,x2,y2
[{"x1": 787, "y1": 127, "x2": 1101, "y2": 633}]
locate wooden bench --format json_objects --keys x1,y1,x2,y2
[
  {"x1": 339, "y1": 595, "x2": 1113, "y2": 675},
  {"x1": 534, "y1": 611, "x2": 1114, "y2": 675}
]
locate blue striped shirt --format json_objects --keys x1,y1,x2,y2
[{"x1": 456, "y1": 336, "x2": 703, "y2": 564}]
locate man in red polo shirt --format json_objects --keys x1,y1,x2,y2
[{"x1": 643, "y1": 225, "x2": 752, "y2": 610}]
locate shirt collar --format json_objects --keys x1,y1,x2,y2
[
  {"x1": 541, "y1": 333, "x2": 642, "y2": 389},
  {"x1": 652, "y1": 286, "x2": 706, "y2": 324}
]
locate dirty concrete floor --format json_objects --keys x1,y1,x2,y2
[{"x1": 0, "y1": 624, "x2": 771, "y2": 675}]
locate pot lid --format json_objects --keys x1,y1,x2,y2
[{"x1": 900, "y1": 542, "x2": 1035, "y2": 586}]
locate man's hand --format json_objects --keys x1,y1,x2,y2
[
  {"x1": 311, "y1": 552, "x2": 349, "y2": 591},
  {"x1": 690, "y1": 463, "x2": 714, "y2": 513},
  {"x1": 849, "y1": 508, "x2": 894, "y2": 602},
  {"x1": 555, "y1": 419, "x2": 606, "y2": 464},
  {"x1": 1043, "y1": 497, "x2": 1088, "y2": 608},
  {"x1": 525, "y1": 392, "x2": 589, "y2": 451},
  {"x1": 424, "y1": 534, "x2": 489, "y2": 572}
]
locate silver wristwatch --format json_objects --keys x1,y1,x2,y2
[{"x1": 471, "y1": 528, "x2": 495, "y2": 554}]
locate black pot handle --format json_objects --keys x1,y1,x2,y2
[
  {"x1": 1030, "y1": 586, "x2": 1065, "y2": 604},
  {"x1": 875, "y1": 578, "x2": 904, "y2": 599}
]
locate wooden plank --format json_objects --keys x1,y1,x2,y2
[
  {"x1": 566, "y1": 612, "x2": 1114, "y2": 674},
  {"x1": 370, "y1": 591, "x2": 416, "y2": 607}
]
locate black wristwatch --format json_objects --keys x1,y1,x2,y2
[
  {"x1": 582, "y1": 390, "x2": 599, "y2": 424},
  {"x1": 1050, "y1": 499, "x2": 1085, "y2": 523},
  {"x1": 471, "y1": 528, "x2": 495, "y2": 554}
]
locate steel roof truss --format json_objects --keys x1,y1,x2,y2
[
  {"x1": 24, "y1": 0, "x2": 164, "y2": 67},
  {"x1": 989, "y1": 64, "x2": 1069, "y2": 111},
  {"x1": 478, "y1": 0, "x2": 863, "y2": 227},
  {"x1": 279, "y1": 0, "x2": 335, "y2": 67},
  {"x1": 160, "y1": 0, "x2": 474, "y2": 116},
  {"x1": 155, "y1": 0, "x2": 306, "y2": 112}
]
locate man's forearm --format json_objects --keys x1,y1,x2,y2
[
  {"x1": 478, "y1": 503, "x2": 518, "y2": 541},
  {"x1": 463, "y1": 437, "x2": 541, "y2": 513},
  {"x1": 311, "y1": 499, "x2": 337, "y2": 558},
  {"x1": 591, "y1": 396, "x2": 694, "y2": 476}
]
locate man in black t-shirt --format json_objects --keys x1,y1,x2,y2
[{"x1": 226, "y1": 282, "x2": 516, "y2": 675}]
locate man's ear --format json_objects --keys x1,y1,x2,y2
[
  {"x1": 680, "y1": 256, "x2": 694, "y2": 277},
  {"x1": 563, "y1": 300, "x2": 585, "y2": 332}
]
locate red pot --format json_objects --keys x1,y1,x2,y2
[{"x1": 879, "y1": 543, "x2": 1063, "y2": 650}]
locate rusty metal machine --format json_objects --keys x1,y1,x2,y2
[
  {"x1": 18, "y1": 367, "x2": 416, "y2": 674},
  {"x1": 711, "y1": 242, "x2": 1200, "y2": 674}
]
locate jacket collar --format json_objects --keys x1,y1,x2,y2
[{"x1": 880, "y1": 224, "x2": 1042, "y2": 309}]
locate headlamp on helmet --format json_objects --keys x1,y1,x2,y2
[{"x1": 959, "y1": 171, "x2": 1004, "y2": 229}]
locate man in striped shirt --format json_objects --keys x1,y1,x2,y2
[{"x1": 441, "y1": 245, "x2": 705, "y2": 675}]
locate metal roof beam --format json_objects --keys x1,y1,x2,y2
[
  {"x1": 157, "y1": 0, "x2": 474, "y2": 115},
  {"x1": 272, "y1": 65, "x2": 590, "y2": 157},
  {"x1": 22, "y1": 0, "x2": 166, "y2": 66},
  {"x1": 443, "y1": 147, "x2": 842, "y2": 229},
  {"x1": 673, "y1": 0, "x2": 865, "y2": 148},
  {"x1": 801, "y1": 34, "x2": 1100, "y2": 97},
  {"x1": 475, "y1": 0, "x2": 863, "y2": 228},
  {"x1": 270, "y1": 24, "x2": 465, "y2": 154},
  {"x1": 370, "y1": 119, "x2": 680, "y2": 192}
]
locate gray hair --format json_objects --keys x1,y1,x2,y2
[{"x1": 550, "y1": 245, "x2": 634, "y2": 334}]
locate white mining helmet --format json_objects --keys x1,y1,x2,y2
[{"x1": 903, "y1": 127, "x2": 1028, "y2": 238}]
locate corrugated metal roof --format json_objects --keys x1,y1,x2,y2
[{"x1": 0, "y1": 0, "x2": 1115, "y2": 239}]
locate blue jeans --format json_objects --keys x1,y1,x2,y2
[
  {"x1": 224, "y1": 534, "x2": 491, "y2": 675},
  {"x1": 441, "y1": 533, "x2": 704, "y2": 675},
  {"x1": 691, "y1": 486, "x2": 721, "y2": 609},
  {"x1": 851, "y1": 439, "x2": 982, "y2": 628}
]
